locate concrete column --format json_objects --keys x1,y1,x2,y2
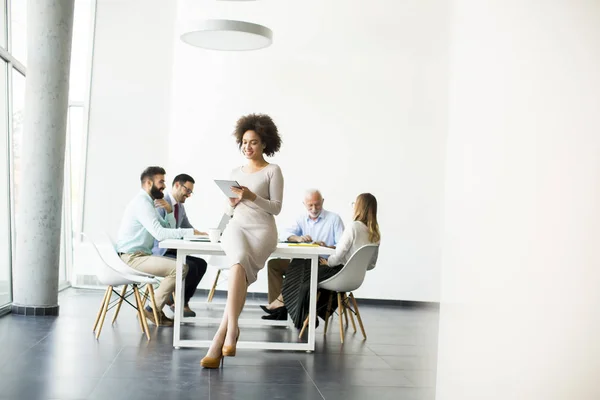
[
  {"x1": 436, "y1": 1, "x2": 600, "y2": 399},
  {"x1": 12, "y1": 0, "x2": 75, "y2": 316}
]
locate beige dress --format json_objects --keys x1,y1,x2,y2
[{"x1": 220, "y1": 163, "x2": 284, "y2": 284}]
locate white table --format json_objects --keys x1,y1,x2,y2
[{"x1": 159, "y1": 240, "x2": 334, "y2": 352}]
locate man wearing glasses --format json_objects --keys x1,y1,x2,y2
[{"x1": 152, "y1": 174, "x2": 208, "y2": 318}]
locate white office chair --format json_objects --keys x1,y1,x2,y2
[
  {"x1": 299, "y1": 244, "x2": 379, "y2": 344},
  {"x1": 101, "y1": 232, "x2": 155, "y2": 279},
  {"x1": 83, "y1": 233, "x2": 160, "y2": 340},
  {"x1": 204, "y1": 255, "x2": 233, "y2": 303},
  {"x1": 101, "y1": 232, "x2": 161, "y2": 311}
]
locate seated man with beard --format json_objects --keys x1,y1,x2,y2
[{"x1": 116, "y1": 166, "x2": 202, "y2": 326}]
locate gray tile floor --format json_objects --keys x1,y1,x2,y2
[{"x1": 0, "y1": 289, "x2": 439, "y2": 400}]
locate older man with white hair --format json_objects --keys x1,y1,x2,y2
[{"x1": 261, "y1": 189, "x2": 344, "y2": 318}]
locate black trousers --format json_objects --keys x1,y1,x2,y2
[
  {"x1": 281, "y1": 258, "x2": 343, "y2": 329},
  {"x1": 164, "y1": 249, "x2": 207, "y2": 306}
]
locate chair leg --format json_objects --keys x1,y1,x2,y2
[
  {"x1": 350, "y1": 293, "x2": 367, "y2": 340},
  {"x1": 344, "y1": 293, "x2": 357, "y2": 333},
  {"x1": 111, "y1": 284, "x2": 128, "y2": 325},
  {"x1": 342, "y1": 293, "x2": 349, "y2": 329},
  {"x1": 93, "y1": 287, "x2": 110, "y2": 332},
  {"x1": 95, "y1": 286, "x2": 113, "y2": 339},
  {"x1": 133, "y1": 285, "x2": 151, "y2": 341},
  {"x1": 337, "y1": 292, "x2": 344, "y2": 344},
  {"x1": 299, "y1": 316, "x2": 309, "y2": 339},
  {"x1": 141, "y1": 286, "x2": 149, "y2": 308},
  {"x1": 207, "y1": 269, "x2": 221, "y2": 303},
  {"x1": 131, "y1": 286, "x2": 144, "y2": 333},
  {"x1": 147, "y1": 284, "x2": 160, "y2": 326},
  {"x1": 299, "y1": 292, "x2": 320, "y2": 339},
  {"x1": 323, "y1": 292, "x2": 334, "y2": 335}
]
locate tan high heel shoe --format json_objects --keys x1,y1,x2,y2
[
  {"x1": 200, "y1": 353, "x2": 224, "y2": 369},
  {"x1": 222, "y1": 328, "x2": 240, "y2": 357}
]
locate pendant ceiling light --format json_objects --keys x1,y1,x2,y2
[{"x1": 181, "y1": 19, "x2": 273, "y2": 51}]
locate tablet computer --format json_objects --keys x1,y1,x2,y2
[{"x1": 214, "y1": 180, "x2": 241, "y2": 198}]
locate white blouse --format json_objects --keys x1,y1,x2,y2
[{"x1": 327, "y1": 221, "x2": 380, "y2": 269}]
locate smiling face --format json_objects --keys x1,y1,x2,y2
[
  {"x1": 172, "y1": 181, "x2": 194, "y2": 204},
  {"x1": 304, "y1": 192, "x2": 324, "y2": 220},
  {"x1": 241, "y1": 130, "x2": 265, "y2": 160},
  {"x1": 145, "y1": 174, "x2": 166, "y2": 200}
]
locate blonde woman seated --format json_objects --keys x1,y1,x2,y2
[{"x1": 280, "y1": 193, "x2": 381, "y2": 329}]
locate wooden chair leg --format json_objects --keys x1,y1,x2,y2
[
  {"x1": 350, "y1": 292, "x2": 367, "y2": 340},
  {"x1": 141, "y1": 286, "x2": 149, "y2": 308},
  {"x1": 130, "y1": 286, "x2": 144, "y2": 333},
  {"x1": 95, "y1": 286, "x2": 113, "y2": 339},
  {"x1": 93, "y1": 287, "x2": 110, "y2": 332},
  {"x1": 299, "y1": 292, "x2": 320, "y2": 339},
  {"x1": 207, "y1": 269, "x2": 221, "y2": 303},
  {"x1": 147, "y1": 284, "x2": 160, "y2": 326},
  {"x1": 337, "y1": 292, "x2": 344, "y2": 344},
  {"x1": 132, "y1": 285, "x2": 144, "y2": 333},
  {"x1": 134, "y1": 285, "x2": 151, "y2": 341},
  {"x1": 342, "y1": 293, "x2": 349, "y2": 329},
  {"x1": 111, "y1": 284, "x2": 128, "y2": 325},
  {"x1": 344, "y1": 293, "x2": 357, "y2": 333},
  {"x1": 299, "y1": 316, "x2": 309, "y2": 339},
  {"x1": 323, "y1": 292, "x2": 334, "y2": 335}
]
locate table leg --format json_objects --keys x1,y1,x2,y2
[
  {"x1": 307, "y1": 255, "x2": 318, "y2": 351},
  {"x1": 173, "y1": 250, "x2": 185, "y2": 348}
]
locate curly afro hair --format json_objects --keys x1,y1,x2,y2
[{"x1": 233, "y1": 113, "x2": 282, "y2": 157}]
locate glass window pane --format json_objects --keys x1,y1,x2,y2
[
  {"x1": 68, "y1": 106, "x2": 84, "y2": 237},
  {"x1": 69, "y1": 0, "x2": 93, "y2": 102},
  {"x1": 0, "y1": 0, "x2": 6, "y2": 49},
  {"x1": 0, "y1": 61, "x2": 10, "y2": 307},
  {"x1": 10, "y1": 0, "x2": 26, "y2": 66},
  {"x1": 11, "y1": 69, "x2": 24, "y2": 216},
  {"x1": 59, "y1": 208, "x2": 66, "y2": 284}
]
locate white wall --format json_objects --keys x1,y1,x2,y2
[
  {"x1": 167, "y1": 0, "x2": 448, "y2": 301},
  {"x1": 437, "y1": 1, "x2": 600, "y2": 398},
  {"x1": 83, "y1": 0, "x2": 176, "y2": 236},
  {"x1": 76, "y1": 0, "x2": 177, "y2": 280}
]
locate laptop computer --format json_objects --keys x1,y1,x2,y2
[{"x1": 184, "y1": 213, "x2": 231, "y2": 241}]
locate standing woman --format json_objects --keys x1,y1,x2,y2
[{"x1": 201, "y1": 114, "x2": 284, "y2": 368}]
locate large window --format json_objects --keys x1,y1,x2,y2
[
  {"x1": 0, "y1": 0, "x2": 96, "y2": 310},
  {"x1": 0, "y1": 0, "x2": 25, "y2": 312},
  {"x1": 0, "y1": 60, "x2": 10, "y2": 308}
]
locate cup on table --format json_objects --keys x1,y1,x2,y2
[{"x1": 208, "y1": 228, "x2": 222, "y2": 243}]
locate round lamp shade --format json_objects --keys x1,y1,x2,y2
[{"x1": 181, "y1": 19, "x2": 273, "y2": 51}]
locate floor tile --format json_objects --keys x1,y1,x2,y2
[
  {"x1": 0, "y1": 376, "x2": 99, "y2": 400},
  {"x1": 210, "y1": 382, "x2": 323, "y2": 400},
  {"x1": 210, "y1": 365, "x2": 312, "y2": 385},
  {"x1": 312, "y1": 369, "x2": 414, "y2": 388},
  {"x1": 380, "y1": 355, "x2": 437, "y2": 371},
  {"x1": 89, "y1": 377, "x2": 210, "y2": 400},
  {"x1": 320, "y1": 386, "x2": 435, "y2": 400},
  {"x1": 403, "y1": 370, "x2": 437, "y2": 388}
]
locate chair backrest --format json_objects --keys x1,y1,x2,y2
[
  {"x1": 319, "y1": 244, "x2": 379, "y2": 293},
  {"x1": 99, "y1": 232, "x2": 155, "y2": 278},
  {"x1": 82, "y1": 233, "x2": 156, "y2": 286}
]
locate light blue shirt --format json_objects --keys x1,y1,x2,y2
[
  {"x1": 284, "y1": 209, "x2": 345, "y2": 248},
  {"x1": 116, "y1": 190, "x2": 194, "y2": 255}
]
